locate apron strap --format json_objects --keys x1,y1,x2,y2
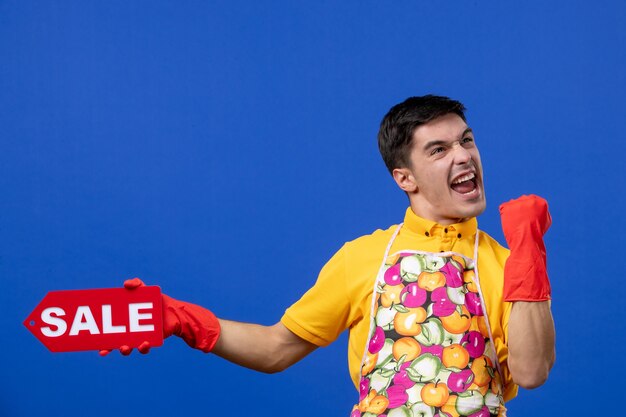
[
  {"x1": 360, "y1": 223, "x2": 403, "y2": 370},
  {"x1": 471, "y1": 230, "x2": 505, "y2": 381},
  {"x1": 381, "y1": 223, "x2": 403, "y2": 276}
]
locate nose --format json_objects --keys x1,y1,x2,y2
[{"x1": 452, "y1": 142, "x2": 472, "y2": 164}]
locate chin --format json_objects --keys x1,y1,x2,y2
[{"x1": 455, "y1": 199, "x2": 486, "y2": 221}]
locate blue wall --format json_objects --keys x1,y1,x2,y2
[{"x1": 1, "y1": 1, "x2": 623, "y2": 416}]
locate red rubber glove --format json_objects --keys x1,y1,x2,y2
[
  {"x1": 100, "y1": 278, "x2": 221, "y2": 355},
  {"x1": 499, "y1": 195, "x2": 552, "y2": 302}
]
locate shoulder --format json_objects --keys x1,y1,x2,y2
[
  {"x1": 343, "y1": 224, "x2": 399, "y2": 256},
  {"x1": 326, "y1": 224, "x2": 399, "y2": 277},
  {"x1": 478, "y1": 230, "x2": 510, "y2": 266},
  {"x1": 316, "y1": 224, "x2": 398, "y2": 276}
]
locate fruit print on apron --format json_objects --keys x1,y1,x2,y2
[{"x1": 351, "y1": 224, "x2": 506, "y2": 417}]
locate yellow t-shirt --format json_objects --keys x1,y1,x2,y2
[{"x1": 281, "y1": 207, "x2": 518, "y2": 402}]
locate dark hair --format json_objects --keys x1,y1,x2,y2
[{"x1": 377, "y1": 95, "x2": 466, "y2": 173}]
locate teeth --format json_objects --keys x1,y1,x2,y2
[{"x1": 452, "y1": 172, "x2": 475, "y2": 184}]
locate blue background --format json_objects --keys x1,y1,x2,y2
[{"x1": 1, "y1": 1, "x2": 624, "y2": 416}]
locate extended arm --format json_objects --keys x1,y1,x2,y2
[
  {"x1": 500, "y1": 195, "x2": 556, "y2": 389},
  {"x1": 213, "y1": 320, "x2": 317, "y2": 373},
  {"x1": 102, "y1": 278, "x2": 317, "y2": 372}
]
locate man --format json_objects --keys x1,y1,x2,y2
[{"x1": 106, "y1": 95, "x2": 556, "y2": 417}]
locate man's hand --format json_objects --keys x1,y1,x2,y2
[
  {"x1": 100, "y1": 278, "x2": 221, "y2": 356},
  {"x1": 99, "y1": 278, "x2": 152, "y2": 356},
  {"x1": 499, "y1": 195, "x2": 552, "y2": 301}
]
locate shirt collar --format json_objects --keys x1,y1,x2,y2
[{"x1": 403, "y1": 207, "x2": 478, "y2": 239}]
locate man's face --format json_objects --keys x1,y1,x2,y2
[{"x1": 393, "y1": 113, "x2": 486, "y2": 224}]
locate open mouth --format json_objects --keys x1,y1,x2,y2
[{"x1": 450, "y1": 172, "x2": 478, "y2": 196}]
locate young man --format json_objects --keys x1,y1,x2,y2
[{"x1": 107, "y1": 95, "x2": 556, "y2": 417}]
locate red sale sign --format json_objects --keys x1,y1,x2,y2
[{"x1": 24, "y1": 286, "x2": 164, "y2": 352}]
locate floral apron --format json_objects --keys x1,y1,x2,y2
[{"x1": 351, "y1": 224, "x2": 506, "y2": 417}]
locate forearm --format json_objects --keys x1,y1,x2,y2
[
  {"x1": 507, "y1": 301, "x2": 555, "y2": 389},
  {"x1": 211, "y1": 319, "x2": 318, "y2": 374}
]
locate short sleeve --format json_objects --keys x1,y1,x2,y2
[
  {"x1": 281, "y1": 245, "x2": 351, "y2": 347},
  {"x1": 499, "y1": 298, "x2": 519, "y2": 401}
]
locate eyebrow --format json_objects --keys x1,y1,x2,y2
[{"x1": 423, "y1": 128, "x2": 473, "y2": 151}]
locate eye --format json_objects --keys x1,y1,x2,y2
[
  {"x1": 430, "y1": 146, "x2": 445, "y2": 156},
  {"x1": 462, "y1": 137, "x2": 474, "y2": 144}
]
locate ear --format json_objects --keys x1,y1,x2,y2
[{"x1": 392, "y1": 167, "x2": 418, "y2": 193}]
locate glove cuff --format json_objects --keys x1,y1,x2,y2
[
  {"x1": 503, "y1": 255, "x2": 551, "y2": 302},
  {"x1": 164, "y1": 296, "x2": 221, "y2": 353}
]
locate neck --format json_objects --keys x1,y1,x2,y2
[{"x1": 408, "y1": 202, "x2": 470, "y2": 226}]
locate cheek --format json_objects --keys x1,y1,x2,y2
[
  {"x1": 412, "y1": 160, "x2": 452, "y2": 195},
  {"x1": 418, "y1": 169, "x2": 450, "y2": 197},
  {"x1": 471, "y1": 151, "x2": 483, "y2": 169},
  {"x1": 429, "y1": 164, "x2": 452, "y2": 187}
]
